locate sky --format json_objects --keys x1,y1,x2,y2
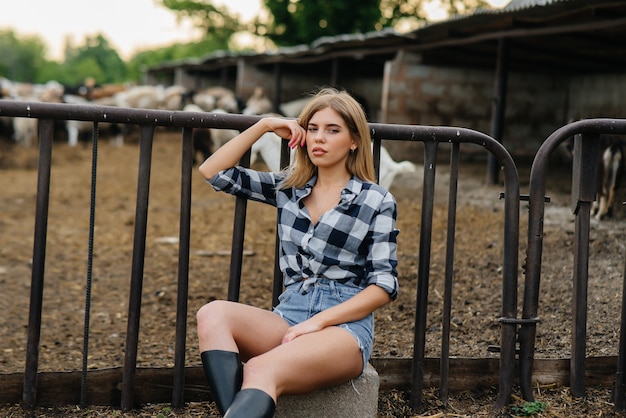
[
  {"x1": 0, "y1": 0, "x2": 263, "y2": 60},
  {"x1": 1, "y1": 0, "x2": 509, "y2": 61}
]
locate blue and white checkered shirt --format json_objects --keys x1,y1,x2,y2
[{"x1": 208, "y1": 166, "x2": 399, "y2": 300}]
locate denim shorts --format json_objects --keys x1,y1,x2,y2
[{"x1": 273, "y1": 278, "x2": 374, "y2": 374}]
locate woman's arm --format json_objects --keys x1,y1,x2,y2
[
  {"x1": 281, "y1": 285, "x2": 391, "y2": 343},
  {"x1": 198, "y1": 117, "x2": 305, "y2": 180}
]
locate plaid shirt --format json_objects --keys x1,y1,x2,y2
[{"x1": 208, "y1": 166, "x2": 399, "y2": 300}]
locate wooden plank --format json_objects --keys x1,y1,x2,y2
[{"x1": 0, "y1": 356, "x2": 620, "y2": 406}]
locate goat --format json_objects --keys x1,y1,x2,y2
[
  {"x1": 205, "y1": 108, "x2": 240, "y2": 149},
  {"x1": 181, "y1": 103, "x2": 215, "y2": 165},
  {"x1": 12, "y1": 117, "x2": 38, "y2": 146},
  {"x1": 62, "y1": 94, "x2": 123, "y2": 147},
  {"x1": 191, "y1": 86, "x2": 242, "y2": 113},
  {"x1": 5, "y1": 79, "x2": 64, "y2": 146},
  {"x1": 243, "y1": 87, "x2": 274, "y2": 115},
  {"x1": 594, "y1": 139, "x2": 624, "y2": 220},
  {"x1": 250, "y1": 131, "x2": 290, "y2": 172},
  {"x1": 563, "y1": 132, "x2": 625, "y2": 220},
  {"x1": 279, "y1": 97, "x2": 313, "y2": 118},
  {"x1": 377, "y1": 145, "x2": 417, "y2": 190}
]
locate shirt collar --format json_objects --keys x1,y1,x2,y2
[{"x1": 294, "y1": 174, "x2": 363, "y2": 203}]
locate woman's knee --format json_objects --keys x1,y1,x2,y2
[
  {"x1": 242, "y1": 355, "x2": 274, "y2": 385},
  {"x1": 197, "y1": 300, "x2": 232, "y2": 329}
]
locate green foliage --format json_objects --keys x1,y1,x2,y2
[
  {"x1": 0, "y1": 29, "x2": 48, "y2": 82},
  {"x1": 262, "y1": 0, "x2": 383, "y2": 46},
  {"x1": 62, "y1": 34, "x2": 127, "y2": 84},
  {"x1": 0, "y1": 30, "x2": 127, "y2": 86},
  {"x1": 159, "y1": 0, "x2": 242, "y2": 49},
  {"x1": 261, "y1": 0, "x2": 492, "y2": 46},
  {"x1": 511, "y1": 400, "x2": 548, "y2": 416},
  {"x1": 126, "y1": 37, "x2": 225, "y2": 81}
]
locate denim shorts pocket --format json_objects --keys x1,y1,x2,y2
[
  {"x1": 276, "y1": 283, "x2": 301, "y2": 305},
  {"x1": 333, "y1": 283, "x2": 361, "y2": 303}
]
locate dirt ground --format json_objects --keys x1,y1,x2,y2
[{"x1": 1, "y1": 130, "x2": 626, "y2": 417}]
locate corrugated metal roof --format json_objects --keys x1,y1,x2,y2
[
  {"x1": 503, "y1": 0, "x2": 569, "y2": 11},
  {"x1": 402, "y1": 0, "x2": 626, "y2": 73}
]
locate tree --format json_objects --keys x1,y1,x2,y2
[
  {"x1": 0, "y1": 30, "x2": 48, "y2": 82},
  {"x1": 126, "y1": 37, "x2": 226, "y2": 81},
  {"x1": 262, "y1": 0, "x2": 382, "y2": 46},
  {"x1": 158, "y1": 0, "x2": 243, "y2": 50},
  {"x1": 157, "y1": 0, "x2": 494, "y2": 49},
  {"x1": 262, "y1": 0, "x2": 492, "y2": 46},
  {"x1": 62, "y1": 34, "x2": 127, "y2": 85}
]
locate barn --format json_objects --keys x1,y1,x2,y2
[
  {"x1": 3, "y1": 1, "x2": 626, "y2": 415},
  {"x1": 144, "y1": 0, "x2": 626, "y2": 180}
]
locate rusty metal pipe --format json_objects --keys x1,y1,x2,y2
[
  {"x1": 172, "y1": 128, "x2": 194, "y2": 408},
  {"x1": 121, "y1": 125, "x2": 155, "y2": 411}
]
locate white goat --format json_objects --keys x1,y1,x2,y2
[
  {"x1": 63, "y1": 94, "x2": 123, "y2": 146},
  {"x1": 243, "y1": 87, "x2": 273, "y2": 115},
  {"x1": 250, "y1": 132, "x2": 292, "y2": 172},
  {"x1": 193, "y1": 86, "x2": 240, "y2": 113},
  {"x1": 205, "y1": 108, "x2": 240, "y2": 149},
  {"x1": 279, "y1": 97, "x2": 312, "y2": 118},
  {"x1": 7, "y1": 80, "x2": 64, "y2": 146},
  {"x1": 182, "y1": 104, "x2": 215, "y2": 164},
  {"x1": 12, "y1": 117, "x2": 37, "y2": 146},
  {"x1": 377, "y1": 145, "x2": 417, "y2": 190}
]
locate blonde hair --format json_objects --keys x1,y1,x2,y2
[{"x1": 279, "y1": 87, "x2": 375, "y2": 189}]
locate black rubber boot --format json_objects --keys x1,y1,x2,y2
[
  {"x1": 224, "y1": 388, "x2": 276, "y2": 418},
  {"x1": 200, "y1": 350, "x2": 244, "y2": 416}
]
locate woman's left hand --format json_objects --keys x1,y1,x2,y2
[
  {"x1": 281, "y1": 318, "x2": 323, "y2": 344},
  {"x1": 264, "y1": 117, "x2": 306, "y2": 149}
]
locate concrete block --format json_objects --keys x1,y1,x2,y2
[{"x1": 275, "y1": 363, "x2": 379, "y2": 418}]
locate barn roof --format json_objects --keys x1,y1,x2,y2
[
  {"x1": 146, "y1": 0, "x2": 626, "y2": 76},
  {"x1": 406, "y1": 0, "x2": 626, "y2": 73}
]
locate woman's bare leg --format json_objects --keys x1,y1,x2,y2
[
  {"x1": 197, "y1": 300, "x2": 290, "y2": 360},
  {"x1": 241, "y1": 326, "x2": 363, "y2": 401},
  {"x1": 198, "y1": 300, "x2": 363, "y2": 404}
]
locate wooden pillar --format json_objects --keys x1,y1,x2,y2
[{"x1": 486, "y1": 38, "x2": 510, "y2": 185}]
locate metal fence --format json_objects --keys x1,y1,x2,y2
[
  {"x1": 519, "y1": 118, "x2": 626, "y2": 411},
  {"x1": 0, "y1": 99, "x2": 521, "y2": 412}
]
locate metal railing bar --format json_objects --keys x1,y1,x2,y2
[
  {"x1": 439, "y1": 142, "x2": 461, "y2": 404},
  {"x1": 172, "y1": 127, "x2": 194, "y2": 408},
  {"x1": 227, "y1": 150, "x2": 251, "y2": 302},
  {"x1": 80, "y1": 122, "x2": 100, "y2": 407},
  {"x1": 23, "y1": 119, "x2": 55, "y2": 409},
  {"x1": 411, "y1": 140, "x2": 439, "y2": 409},
  {"x1": 121, "y1": 125, "x2": 156, "y2": 411}
]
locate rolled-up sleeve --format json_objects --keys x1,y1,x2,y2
[
  {"x1": 208, "y1": 166, "x2": 282, "y2": 206},
  {"x1": 365, "y1": 192, "x2": 399, "y2": 300}
]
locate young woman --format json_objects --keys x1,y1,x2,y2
[{"x1": 197, "y1": 87, "x2": 399, "y2": 417}]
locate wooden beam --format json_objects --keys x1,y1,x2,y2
[{"x1": 0, "y1": 356, "x2": 620, "y2": 407}]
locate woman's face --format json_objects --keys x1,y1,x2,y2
[{"x1": 305, "y1": 107, "x2": 356, "y2": 169}]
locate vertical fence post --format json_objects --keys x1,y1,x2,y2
[
  {"x1": 410, "y1": 141, "x2": 438, "y2": 409},
  {"x1": 569, "y1": 133, "x2": 599, "y2": 397},
  {"x1": 439, "y1": 143, "x2": 460, "y2": 404},
  {"x1": 23, "y1": 119, "x2": 55, "y2": 409},
  {"x1": 121, "y1": 125, "x2": 155, "y2": 411},
  {"x1": 172, "y1": 127, "x2": 194, "y2": 408}
]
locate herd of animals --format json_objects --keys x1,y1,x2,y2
[
  {"x1": 0, "y1": 78, "x2": 417, "y2": 191},
  {"x1": 1, "y1": 77, "x2": 624, "y2": 215}
]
